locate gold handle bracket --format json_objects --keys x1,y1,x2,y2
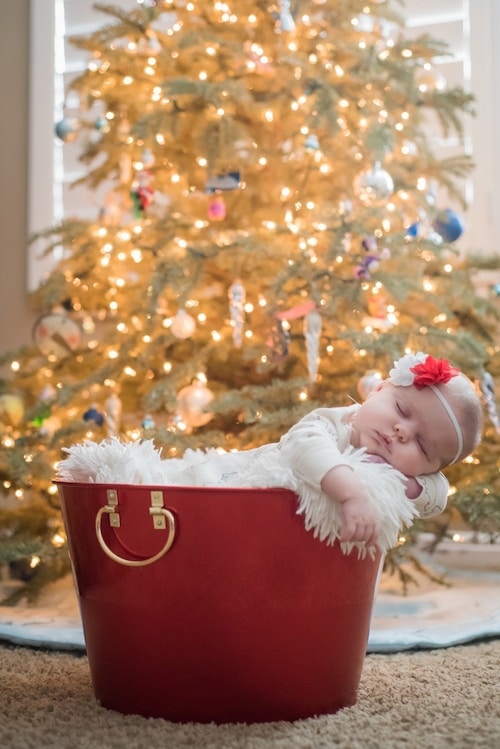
[{"x1": 95, "y1": 489, "x2": 176, "y2": 567}]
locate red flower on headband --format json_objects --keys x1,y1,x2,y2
[{"x1": 410, "y1": 355, "x2": 460, "y2": 388}]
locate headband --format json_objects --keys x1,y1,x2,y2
[{"x1": 388, "y1": 352, "x2": 463, "y2": 464}]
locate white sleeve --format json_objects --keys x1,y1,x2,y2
[
  {"x1": 277, "y1": 408, "x2": 354, "y2": 490},
  {"x1": 412, "y1": 472, "x2": 449, "y2": 518}
]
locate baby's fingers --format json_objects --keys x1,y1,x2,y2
[{"x1": 340, "y1": 517, "x2": 379, "y2": 547}]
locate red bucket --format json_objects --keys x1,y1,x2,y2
[{"x1": 56, "y1": 481, "x2": 381, "y2": 724}]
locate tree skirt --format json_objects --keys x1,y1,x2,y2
[{"x1": 0, "y1": 536, "x2": 499, "y2": 653}]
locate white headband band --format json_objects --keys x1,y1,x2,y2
[{"x1": 429, "y1": 384, "x2": 464, "y2": 464}]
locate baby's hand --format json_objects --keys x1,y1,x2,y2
[
  {"x1": 321, "y1": 464, "x2": 380, "y2": 547},
  {"x1": 404, "y1": 476, "x2": 422, "y2": 500},
  {"x1": 365, "y1": 453, "x2": 422, "y2": 500},
  {"x1": 339, "y1": 494, "x2": 380, "y2": 548}
]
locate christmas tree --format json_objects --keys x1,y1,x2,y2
[{"x1": 1, "y1": 0, "x2": 499, "y2": 601}]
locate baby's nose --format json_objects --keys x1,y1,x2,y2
[{"x1": 395, "y1": 423, "x2": 410, "y2": 441}]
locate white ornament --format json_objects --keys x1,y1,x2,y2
[
  {"x1": 171, "y1": 310, "x2": 196, "y2": 339},
  {"x1": 176, "y1": 380, "x2": 214, "y2": 429},
  {"x1": 303, "y1": 309, "x2": 322, "y2": 382},
  {"x1": 228, "y1": 279, "x2": 246, "y2": 348},
  {"x1": 104, "y1": 392, "x2": 122, "y2": 437},
  {"x1": 277, "y1": 0, "x2": 295, "y2": 32}
]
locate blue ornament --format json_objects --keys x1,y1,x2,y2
[
  {"x1": 83, "y1": 405, "x2": 104, "y2": 427},
  {"x1": 406, "y1": 221, "x2": 420, "y2": 238},
  {"x1": 55, "y1": 117, "x2": 78, "y2": 142},
  {"x1": 432, "y1": 208, "x2": 464, "y2": 243},
  {"x1": 304, "y1": 134, "x2": 320, "y2": 152},
  {"x1": 94, "y1": 117, "x2": 110, "y2": 133},
  {"x1": 142, "y1": 414, "x2": 156, "y2": 430}
]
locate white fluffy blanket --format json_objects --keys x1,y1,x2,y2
[{"x1": 56, "y1": 438, "x2": 417, "y2": 557}]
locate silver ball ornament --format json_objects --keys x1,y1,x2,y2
[
  {"x1": 354, "y1": 162, "x2": 394, "y2": 205},
  {"x1": 176, "y1": 380, "x2": 214, "y2": 429}
]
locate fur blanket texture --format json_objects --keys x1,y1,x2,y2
[{"x1": 56, "y1": 438, "x2": 417, "y2": 557}]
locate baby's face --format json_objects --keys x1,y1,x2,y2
[{"x1": 350, "y1": 382, "x2": 460, "y2": 476}]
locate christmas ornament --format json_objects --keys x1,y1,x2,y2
[
  {"x1": 32, "y1": 313, "x2": 82, "y2": 359},
  {"x1": 304, "y1": 134, "x2": 320, "y2": 152},
  {"x1": 38, "y1": 384, "x2": 57, "y2": 403},
  {"x1": 367, "y1": 293, "x2": 388, "y2": 319},
  {"x1": 55, "y1": 117, "x2": 78, "y2": 142},
  {"x1": 361, "y1": 313, "x2": 393, "y2": 332},
  {"x1": 277, "y1": 0, "x2": 295, "y2": 32},
  {"x1": 432, "y1": 208, "x2": 464, "y2": 243},
  {"x1": 131, "y1": 170, "x2": 155, "y2": 216},
  {"x1": 354, "y1": 238, "x2": 390, "y2": 280},
  {"x1": 142, "y1": 414, "x2": 156, "y2": 430},
  {"x1": 357, "y1": 370, "x2": 383, "y2": 400},
  {"x1": 141, "y1": 148, "x2": 155, "y2": 169},
  {"x1": 31, "y1": 402, "x2": 52, "y2": 428},
  {"x1": 276, "y1": 300, "x2": 316, "y2": 321},
  {"x1": 170, "y1": 310, "x2": 196, "y2": 339},
  {"x1": 0, "y1": 393, "x2": 24, "y2": 426},
  {"x1": 481, "y1": 371, "x2": 500, "y2": 434},
  {"x1": 303, "y1": 309, "x2": 322, "y2": 382},
  {"x1": 94, "y1": 117, "x2": 110, "y2": 133},
  {"x1": 228, "y1": 279, "x2": 246, "y2": 348},
  {"x1": 83, "y1": 405, "x2": 104, "y2": 427},
  {"x1": 104, "y1": 392, "x2": 122, "y2": 437},
  {"x1": 354, "y1": 162, "x2": 394, "y2": 205},
  {"x1": 205, "y1": 172, "x2": 241, "y2": 193},
  {"x1": 406, "y1": 221, "x2": 420, "y2": 238},
  {"x1": 361, "y1": 236, "x2": 378, "y2": 254},
  {"x1": 176, "y1": 379, "x2": 214, "y2": 429},
  {"x1": 208, "y1": 195, "x2": 226, "y2": 221},
  {"x1": 269, "y1": 318, "x2": 291, "y2": 362}
]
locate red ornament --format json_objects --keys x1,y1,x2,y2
[{"x1": 208, "y1": 196, "x2": 226, "y2": 221}]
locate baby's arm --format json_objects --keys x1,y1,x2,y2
[
  {"x1": 278, "y1": 409, "x2": 382, "y2": 545},
  {"x1": 365, "y1": 453, "x2": 448, "y2": 515},
  {"x1": 320, "y1": 464, "x2": 380, "y2": 547}
]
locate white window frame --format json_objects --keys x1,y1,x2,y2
[{"x1": 28, "y1": 0, "x2": 500, "y2": 291}]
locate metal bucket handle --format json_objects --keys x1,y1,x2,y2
[{"x1": 95, "y1": 488, "x2": 176, "y2": 567}]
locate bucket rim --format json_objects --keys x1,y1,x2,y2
[{"x1": 52, "y1": 479, "x2": 298, "y2": 498}]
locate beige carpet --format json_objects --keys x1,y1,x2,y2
[{"x1": 1, "y1": 640, "x2": 499, "y2": 749}]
